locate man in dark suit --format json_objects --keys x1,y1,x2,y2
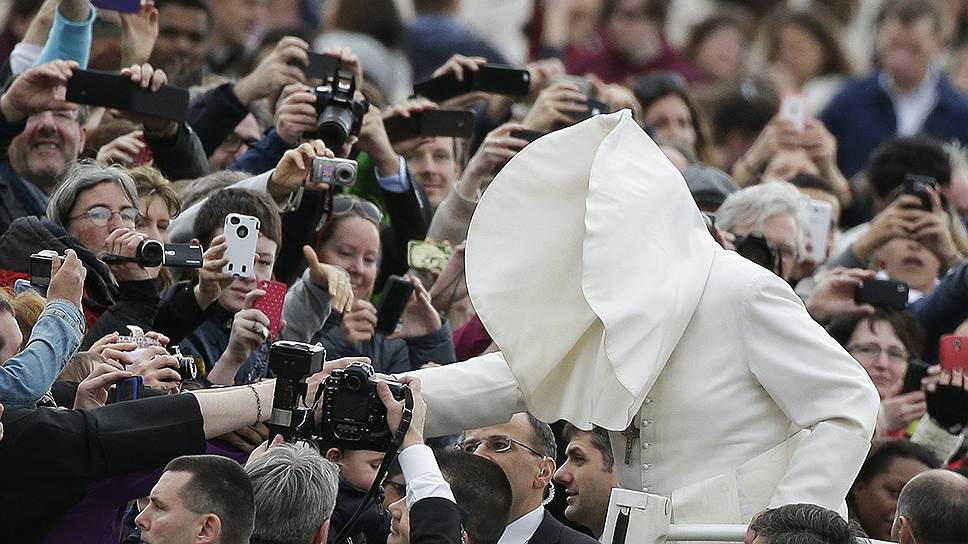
[
  {"x1": 554, "y1": 424, "x2": 620, "y2": 538},
  {"x1": 459, "y1": 413, "x2": 598, "y2": 544},
  {"x1": 380, "y1": 377, "x2": 512, "y2": 544}
]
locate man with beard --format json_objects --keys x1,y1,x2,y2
[{"x1": 151, "y1": 0, "x2": 212, "y2": 88}]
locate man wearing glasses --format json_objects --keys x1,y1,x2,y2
[
  {"x1": 459, "y1": 414, "x2": 596, "y2": 544},
  {"x1": 0, "y1": 159, "x2": 160, "y2": 348}
]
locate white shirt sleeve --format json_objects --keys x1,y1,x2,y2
[{"x1": 398, "y1": 444, "x2": 456, "y2": 509}]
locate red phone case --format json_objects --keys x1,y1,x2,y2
[
  {"x1": 254, "y1": 280, "x2": 286, "y2": 339},
  {"x1": 939, "y1": 335, "x2": 968, "y2": 373}
]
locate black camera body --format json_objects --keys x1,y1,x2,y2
[
  {"x1": 319, "y1": 362, "x2": 405, "y2": 452},
  {"x1": 895, "y1": 174, "x2": 938, "y2": 211},
  {"x1": 735, "y1": 232, "x2": 781, "y2": 276},
  {"x1": 29, "y1": 249, "x2": 60, "y2": 292},
  {"x1": 169, "y1": 346, "x2": 199, "y2": 381},
  {"x1": 268, "y1": 341, "x2": 326, "y2": 441},
  {"x1": 137, "y1": 240, "x2": 203, "y2": 268},
  {"x1": 311, "y1": 68, "x2": 368, "y2": 151}
]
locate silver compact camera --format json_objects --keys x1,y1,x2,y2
[{"x1": 310, "y1": 157, "x2": 358, "y2": 186}]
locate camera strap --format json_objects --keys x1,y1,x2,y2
[{"x1": 333, "y1": 387, "x2": 414, "y2": 544}]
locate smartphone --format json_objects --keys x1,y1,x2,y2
[
  {"x1": 413, "y1": 64, "x2": 531, "y2": 102},
  {"x1": 110, "y1": 376, "x2": 144, "y2": 403},
  {"x1": 855, "y1": 279, "x2": 909, "y2": 311},
  {"x1": 375, "y1": 275, "x2": 415, "y2": 335},
  {"x1": 510, "y1": 129, "x2": 545, "y2": 144},
  {"x1": 939, "y1": 335, "x2": 968, "y2": 373},
  {"x1": 383, "y1": 110, "x2": 475, "y2": 142},
  {"x1": 223, "y1": 213, "x2": 261, "y2": 278},
  {"x1": 92, "y1": 0, "x2": 141, "y2": 12},
  {"x1": 66, "y1": 69, "x2": 190, "y2": 123},
  {"x1": 254, "y1": 279, "x2": 287, "y2": 339},
  {"x1": 897, "y1": 174, "x2": 937, "y2": 211},
  {"x1": 805, "y1": 199, "x2": 833, "y2": 263},
  {"x1": 130, "y1": 133, "x2": 153, "y2": 167},
  {"x1": 902, "y1": 359, "x2": 931, "y2": 393},
  {"x1": 779, "y1": 94, "x2": 806, "y2": 132}
]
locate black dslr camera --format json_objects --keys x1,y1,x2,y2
[
  {"x1": 319, "y1": 362, "x2": 406, "y2": 452},
  {"x1": 268, "y1": 341, "x2": 326, "y2": 442},
  {"x1": 735, "y1": 232, "x2": 782, "y2": 277},
  {"x1": 310, "y1": 67, "x2": 369, "y2": 151}
]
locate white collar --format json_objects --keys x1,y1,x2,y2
[{"x1": 497, "y1": 506, "x2": 545, "y2": 544}]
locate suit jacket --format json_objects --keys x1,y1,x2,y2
[
  {"x1": 531, "y1": 511, "x2": 597, "y2": 544},
  {"x1": 410, "y1": 497, "x2": 463, "y2": 544}
]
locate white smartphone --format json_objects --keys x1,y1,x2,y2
[
  {"x1": 805, "y1": 199, "x2": 833, "y2": 263},
  {"x1": 223, "y1": 213, "x2": 261, "y2": 278},
  {"x1": 780, "y1": 94, "x2": 806, "y2": 132}
]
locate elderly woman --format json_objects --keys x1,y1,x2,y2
[
  {"x1": 283, "y1": 194, "x2": 455, "y2": 373},
  {"x1": 0, "y1": 159, "x2": 160, "y2": 348}
]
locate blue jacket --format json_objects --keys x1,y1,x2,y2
[
  {"x1": 820, "y1": 72, "x2": 968, "y2": 178},
  {"x1": 909, "y1": 262, "x2": 968, "y2": 363},
  {"x1": 0, "y1": 300, "x2": 85, "y2": 410},
  {"x1": 176, "y1": 304, "x2": 269, "y2": 385}
]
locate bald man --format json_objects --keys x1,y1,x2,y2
[{"x1": 893, "y1": 469, "x2": 968, "y2": 544}]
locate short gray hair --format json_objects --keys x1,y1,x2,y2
[
  {"x1": 47, "y1": 159, "x2": 139, "y2": 228},
  {"x1": 245, "y1": 443, "x2": 340, "y2": 544},
  {"x1": 715, "y1": 180, "x2": 808, "y2": 257}
]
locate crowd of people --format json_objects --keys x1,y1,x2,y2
[{"x1": 2, "y1": 0, "x2": 968, "y2": 542}]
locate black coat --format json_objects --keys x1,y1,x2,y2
[
  {"x1": 410, "y1": 497, "x2": 463, "y2": 544},
  {"x1": 531, "y1": 511, "x2": 600, "y2": 544}
]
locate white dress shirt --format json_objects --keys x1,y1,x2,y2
[
  {"x1": 879, "y1": 68, "x2": 940, "y2": 137},
  {"x1": 496, "y1": 506, "x2": 545, "y2": 544},
  {"x1": 398, "y1": 444, "x2": 456, "y2": 509}
]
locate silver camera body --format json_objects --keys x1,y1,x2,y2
[{"x1": 310, "y1": 157, "x2": 358, "y2": 186}]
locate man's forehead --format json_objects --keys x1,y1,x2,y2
[{"x1": 467, "y1": 418, "x2": 528, "y2": 440}]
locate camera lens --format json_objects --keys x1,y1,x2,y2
[
  {"x1": 138, "y1": 240, "x2": 164, "y2": 268},
  {"x1": 230, "y1": 216, "x2": 240, "y2": 225},
  {"x1": 346, "y1": 375, "x2": 363, "y2": 392},
  {"x1": 336, "y1": 164, "x2": 355, "y2": 184},
  {"x1": 237, "y1": 225, "x2": 249, "y2": 239}
]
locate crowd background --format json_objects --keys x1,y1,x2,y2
[{"x1": 1, "y1": 0, "x2": 968, "y2": 543}]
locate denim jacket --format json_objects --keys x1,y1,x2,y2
[{"x1": 0, "y1": 299, "x2": 85, "y2": 410}]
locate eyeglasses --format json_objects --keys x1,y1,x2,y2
[
  {"x1": 456, "y1": 436, "x2": 545, "y2": 458},
  {"x1": 222, "y1": 133, "x2": 259, "y2": 152},
  {"x1": 848, "y1": 343, "x2": 910, "y2": 366},
  {"x1": 69, "y1": 205, "x2": 140, "y2": 228},
  {"x1": 333, "y1": 195, "x2": 383, "y2": 225}
]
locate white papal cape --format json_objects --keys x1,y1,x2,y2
[{"x1": 412, "y1": 111, "x2": 879, "y2": 523}]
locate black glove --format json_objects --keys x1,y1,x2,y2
[{"x1": 926, "y1": 384, "x2": 968, "y2": 434}]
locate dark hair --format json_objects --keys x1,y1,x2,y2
[
  {"x1": 603, "y1": 0, "x2": 670, "y2": 24},
  {"x1": 413, "y1": 0, "x2": 454, "y2": 13},
  {"x1": 789, "y1": 172, "x2": 835, "y2": 195},
  {"x1": 711, "y1": 77, "x2": 779, "y2": 145},
  {"x1": 826, "y1": 309, "x2": 925, "y2": 361},
  {"x1": 898, "y1": 470, "x2": 968, "y2": 544},
  {"x1": 865, "y1": 136, "x2": 951, "y2": 200},
  {"x1": 767, "y1": 10, "x2": 853, "y2": 78},
  {"x1": 155, "y1": 0, "x2": 212, "y2": 24},
  {"x1": 684, "y1": 13, "x2": 746, "y2": 63},
  {"x1": 878, "y1": 0, "x2": 945, "y2": 34},
  {"x1": 561, "y1": 423, "x2": 615, "y2": 472},
  {"x1": 633, "y1": 72, "x2": 717, "y2": 164},
  {"x1": 854, "y1": 440, "x2": 940, "y2": 485},
  {"x1": 525, "y1": 415, "x2": 557, "y2": 459},
  {"x1": 750, "y1": 503, "x2": 864, "y2": 544},
  {"x1": 192, "y1": 188, "x2": 282, "y2": 251},
  {"x1": 437, "y1": 450, "x2": 512, "y2": 544},
  {"x1": 164, "y1": 455, "x2": 255, "y2": 544},
  {"x1": 331, "y1": 0, "x2": 405, "y2": 49}
]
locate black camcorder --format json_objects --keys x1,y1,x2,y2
[
  {"x1": 101, "y1": 240, "x2": 203, "y2": 268},
  {"x1": 267, "y1": 341, "x2": 408, "y2": 452},
  {"x1": 309, "y1": 66, "x2": 369, "y2": 151}
]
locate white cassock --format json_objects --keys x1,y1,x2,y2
[{"x1": 411, "y1": 111, "x2": 879, "y2": 523}]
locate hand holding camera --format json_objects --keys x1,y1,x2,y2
[
  {"x1": 126, "y1": 345, "x2": 189, "y2": 392},
  {"x1": 46, "y1": 249, "x2": 87, "y2": 312},
  {"x1": 194, "y1": 234, "x2": 234, "y2": 309},
  {"x1": 115, "y1": 63, "x2": 177, "y2": 137},
  {"x1": 0, "y1": 60, "x2": 78, "y2": 123},
  {"x1": 805, "y1": 267, "x2": 878, "y2": 324},
  {"x1": 460, "y1": 122, "x2": 529, "y2": 186},
  {"x1": 234, "y1": 36, "x2": 308, "y2": 106},
  {"x1": 103, "y1": 228, "x2": 157, "y2": 281},
  {"x1": 378, "y1": 375, "x2": 426, "y2": 450},
  {"x1": 341, "y1": 299, "x2": 378, "y2": 345},
  {"x1": 209, "y1": 290, "x2": 270, "y2": 385},
  {"x1": 74, "y1": 362, "x2": 134, "y2": 410},
  {"x1": 522, "y1": 81, "x2": 589, "y2": 132},
  {"x1": 269, "y1": 139, "x2": 334, "y2": 197},
  {"x1": 275, "y1": 83, "x2": 318, "y2": 146}
]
